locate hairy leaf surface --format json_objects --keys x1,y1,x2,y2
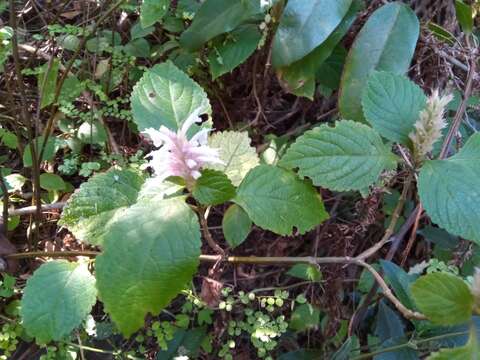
[
  {"x1": 280, "y1": 120, "x2": 398, "y2": 191},
  {"x1": 234, "y1": 165, "x2": 328, "y2": 235},
  {"x1": 362, "y1": 71, "x2": 427, "y2": 145},
  {"x1": 418, "y1": 133, "x2": 480, "y2": 244},
  {"x1": 21, "y1": 261, "x2": 97, "y2": 343},
  {"x1": 95, "y1": 198, "x2": 201, "y2": 336},
  {"x1": 339, "y1": 2, "x2": 419, "y2": 122},
  {"x1": 131, "y1": 61, "x2": 211, "y2": 131}
]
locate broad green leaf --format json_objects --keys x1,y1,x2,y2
[
  {"x1": 131, "y1": 22, "x2": 155, "y2": 40},
  {"x1": 279, "y1": 120, "x2": 398, "y2": 191},
  {"x1": 0, "y1": 128, "x2": 18, "y2": 149},
  {"x1": 141, "y1": 0, "x2": 169, "y2": 28},
  {"x1": 455, "y1": 0, "x2": 473, "y2": 34},
  {"x1": 58, "y1": 75, "x2": 85, "y2": 103},
  {"x1": 156, "y1": 328, "x2": 207, "y2": 360},
  {"x1": 131, "y1": 61, "x2": 211, "y2": 132},
  {"x1": 23, "y1": 136, "x2": 57, "y2": 167},
  {"x1": 411, "y1": 272, "x2": 474, "y2": 325},
  {"x1": 375, "y1": 301, "x2": 405, "y2": 342},
  {"x1": 380, "y1": 260, "x2": 417, "y2": 310},
  {"x1": 137, "y1": 178, "x2": 184, "y2": 203},
  {"x1": 234, "y1": 165, "x2": 329, "y2": 235},
  {"x1": 3, "y1": 173, "x2": 26, "y2": 192},
  {"x1": 124, "y1": 38, "x2": 151, "y2": 58},
  {"x1": 20, "y1": 260, "x2": 97, "y2": 343},
  {"x1": 289, "y1": 303, "x2": 321, "y2": 332},
  {"x1": 276, "y1": 0, "x2": 359, "y2": 98},
  {"x1": 207, "y1": 131, "x2": 259, "y2": 186},
  {"x1": 222, "y1": 204, "x2": 252, "y2": 248},
  {"x1": 58, "y1": 168, "x2": 144, "y2": 245},
  {"x1": 272, "y1": 0, "x2": 352, "y2": 68},
  {"x1": 338, "y1": 2, "x2": 419, "y2": 122},
  {"x1": 362, "y1": 71, "x2": 427, "y2": 145},
  {"x1": 192, "y1": 169, "x2": 236, "y2": 206},
  {"x1": 287, "y1": 264, "x2": 322, "y2": 282},
  {"x1": 77, "y1": 120, "x2": 107, "y2": 145},
  {"x1": 38, "y1": 59, "x2": 60, "y2": 108},
  {"x1": 208, "y1": 24, "x2": 261, "y2": 80},
  {"x1": 95, "y1": 198, "x2": 201, "y2": 336},
  {"x1": 179, "y1": 0, "x2": 261, "y2": 51},
  {"x1": 316, "y1": 45, "x2": 347, "y2": 90},
  {"x1": 39, "y1": 173, "x2": 66, "y2": 191},
  {"x1": 418, "y1": 133, "x2": 480, "y2": 244}
]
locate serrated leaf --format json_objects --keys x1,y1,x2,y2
[
  {"x1": 276, "y1": 0, "x2": 359, "y2": 99},
  {"x1": 234, "y1": 165, "x2": 328, "y2": 235},
  {"x1": 141, "y1": 0, "x2": 169, "y2": 28},
  {"x1": 59, "y1": 169, "x2": 144, "y2": 245},
  {"x1": 179, "y1": 0, "x2": 261, "y2": 51},
  {"x1": 20, "y1": 260, "x2": 97, "y2": 343},
  {"x1": 375, "y1": 301, "x2": 405, "y2": 342},
  {"x1": 418, "y1": 133, "x2": 480, "y2": 244},
  {"x1": 40, "y1": 173, "x2": 66, "y2": 191},
  {"x1": 192, "y1": 169, "x2": 236, "y2": 206},
  {"x1": 222, "y1": 204, "x2": 252, "y2": 248},
  {"x1": 280, "y1": 120, "x2": 398, "y2": 191},
  {"x1": 339, "y1": 2, "x2": 419, "y2": 122},
  {"x1": 411, "y1": 272, "x2": 474, "y2": 326},
  {"x1": 207, "y1": 131, "x2": 259, "y2": 186},
  {"x1": 95, "y1": 198, "x2": 201, "y2": 336},
  {"x1": 362, "y1": 71, "x2": 427, "y2": 145},
  {"x1": 208, "y1": 24, "x2": 261, "y2": 80},
  {"x1": 131, "y1": 61, "x2": 211, "y2": 132},
  {"x1": 272, "y1": 0, "x2": 352, "y2": 68}
]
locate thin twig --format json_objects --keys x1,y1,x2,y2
[
  {"x1": 4, "y1": 251, "x2": 426, "y2": 321},
  {"x1": 8, "y1": 202, "x2": 66, "y2": 217},
  {"x1": 198, "y1": 207, "x2": 225, "y2": 256}
]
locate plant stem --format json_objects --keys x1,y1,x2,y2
[{"x1": 4, "y1": 251, "x2": 426, "y2": 321}]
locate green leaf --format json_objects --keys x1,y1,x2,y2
[
  {"x1": 380, "y1": 260, "x2": 417, "y2": 311},
  {"x1": 279, "y1": 120, "x2": 398, "y2": 191},
  {"x1": 95, "y1": 198, "x2": 201, "y2": 336},
  {"x1": 179, "y1": 0, "x2": 261, "y2": 51},
  {"x1": 222, "y1": 204, "x2": 252, "y2": 248},
  {"x1": 411, "y1": 272, "x2": 474, "y2": 325},
  {"x1": 58, "y1": 168, "x2": 144, "y2": 245},
  {"x1": 338, "y1": 2, "x2": 419, "y2": 122},
  {"x1": 208, "y1": 24, "x2": 261, "y2": 80},
  {"x1": 77, "y1": 120, "x2": 107, "y2": 145},
  {"x1": 38, "y1": 59, "x2": 60, "y2": 109},
  {"x1": 316, "y1": 44, "x2": 347, "y2": 90},
  {"x1": 20, "y1": 260, "x2": 97, "y2": 343},
  {"x1": 455, "y1": 0, "x2": 473, "y2": 34},
  {"x1": 277, "y1": 0, "x2": 360, "y2": 99},
  {"x1": 234, "y1": 165, "x2": 329, "y2": 235},
  {"x1": 418, "y1": 133, "x2": 480, "y2": 244},
  {"x1": 3, "y1": 173, "x2": 26, "y2": 192},
  {"x1": 289, "y1": 303, "x2": 321, "y2": 332},
  {"x1": 131, "y1": 22, "x2": 155, "y2": 40},
  {"x1": 272, "y1": 0, "x2": 353, "y2": 68},
  {"x1": 362, "y1": 71, "x2": 427, "y2": 145},
  {"x1": 40, "y1": 173, "x2": 66, "y2": 191},
  {"x1": 23, "y1": 136, "x2": 57, "y2": 167},
  {"x1": 141, "y1": 0, "x2": 169, "y2": 28},
  {"x1": 428, "y1": 326, "x2": 479, "y2": 359},
  {"x1": 124, "y1": 38, "x2": 151, "y2": 58},
  {"x1": 58, "y1": 75, "x2": 85, "y2": 103},
  {"x1": 375, "y1": 300, "x2": 405, "y2": 342},
  {"x1": 0, "y1": 128, "x2": 18, "y2": 149},
  {"x1": 156, "y1": 328, "x2": 207, "y2": 360},
  {"x1": 427, "y1": 22, "x2": 456, "y2": 45},
  {"x1": 131, "y1": 61, "x2": 211, "y2": 132},
  {"x1": 287, "y1": 264, "x2": 322, "y2": 282},
  {"x1": 192, "y1": 169, "x2": 236, "y2": 206},
  {"x1": 206, "y1": 131, "x2": 259, "y2": 186}
]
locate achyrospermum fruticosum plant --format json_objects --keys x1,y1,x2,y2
[{"x1": 15, "y1": 62, "x2": 480, "y2": 353}]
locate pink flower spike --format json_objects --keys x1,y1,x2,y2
[{"x1": 143, "y1": 109, "x2": 224, "y2": 183}]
